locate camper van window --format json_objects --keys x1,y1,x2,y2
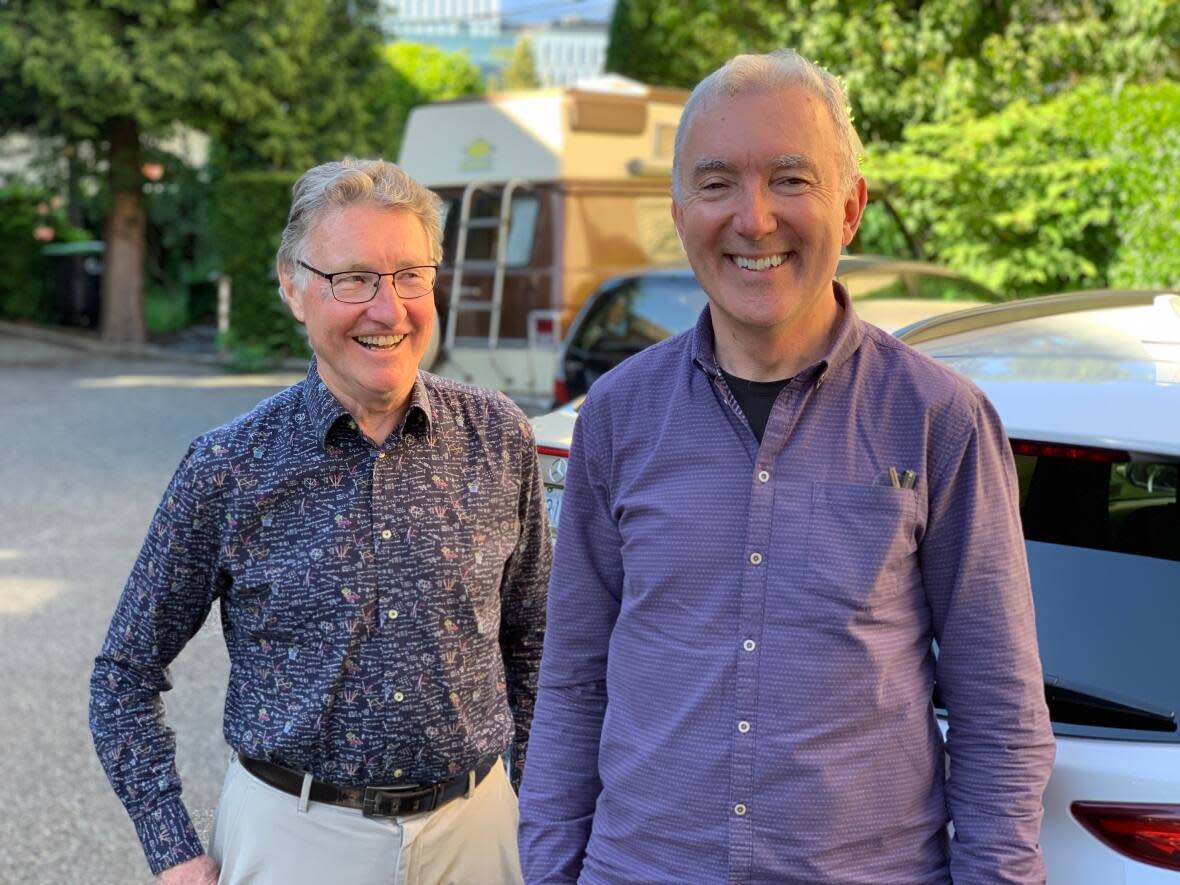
[
  {"x1": 505, "y1": 197, "x2": 539, "y2": 265},
  {"x1": 441, "y1": 194, "x2": 540, "y2": 268}
]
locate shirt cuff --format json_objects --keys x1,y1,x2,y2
[{"x1": 132, "y1": 796, "x2": 205, "y2": 876}]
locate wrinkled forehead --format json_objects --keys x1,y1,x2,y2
[
  {"x1": 303, "y1": 204, "x2": 430, "y2": 261},
  {"x1": 679, "y1": 87, "x2": 841, "y2": 174}
]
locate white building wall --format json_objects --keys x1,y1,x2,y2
[
  {"x1": 530, "y1": 27, "x2": 608, "y2": 87},
  {"x1": 383, "y1": 0, "x2": 500, "y2": 37}
]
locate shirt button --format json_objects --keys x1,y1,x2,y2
[
  {"x1": 393, "y1": 691, "x2": 404, "y2": 702},
  {"x1": 393, "y1": 768, "x2": 403, "y2": 778},
  {"x1": 749, "y1": 551, "x2": 763, "y2": 566},
  {"x1": 381, "y1": 529, "x2": 392, "y2": 540},
  {"x1": 387, "y1": 609, "x2": 398, "y2": 620},
  {"x1": 378, "y1": 452, "x2": 386, "y2": 460},
  {"x1": 737, "y1": 720, "x2": 751, "y2": 734},
  {"x1": 743, "y1": 639, "x2": 756, "y2": 652},
  {"x1": 757, "y1": 470, "x2": 770, "y2": 483},
  {"x1": 734, "y1": 803, "x2": 748, "y2": 816}
]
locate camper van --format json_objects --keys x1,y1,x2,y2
[{"x1": 398, "y1": 77, "x2": 688, "y2": 408}]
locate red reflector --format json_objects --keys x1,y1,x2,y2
[
  {"x1": 537, "y1": 446, "x2": 570, "y2": 458},
  {"x1": 1010, "y1": 439, "x2": 1129, "y2": 462},
  {"x1": 553, "y1": 379, "x2": 569, "y2": 405},
  {"x1": 1071, "y1": 801, "x2": 1180, "y2": 871},
  {"x1": 534, "y1": 316, "x2": 554, "y2": 335}
]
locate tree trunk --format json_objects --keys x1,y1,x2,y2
[{"x1": 100, "y1": 116, "x2": 146, "y2": 345}]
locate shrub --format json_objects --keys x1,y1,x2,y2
[
  {"x1": 1080, "y1": 80, "x2": 1180, "y2": 290},
  {"x1": 863, "y1": 79, "x2": 1180, "y2": 297},
  {"x1": 0, "y1": 182, "x2": 91, "y2": 321}
]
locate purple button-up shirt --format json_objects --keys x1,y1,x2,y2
[{"x1": 519, "y1": 285, "x2": 1054, "y2": 885}]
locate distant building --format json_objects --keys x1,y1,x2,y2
[
  {"x1": 380, "y1": 1, "x2": 608, "y2": 88},
  {"x1": 383, "y1": 0, "x2": 502, "y2": 37},
  {"x1": 528, "y1": 20, "x2": 608, "y2": 87}
]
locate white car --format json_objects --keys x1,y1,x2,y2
[{"x1": 532, "y1": 289, "x2": 1180, "y2": 882}]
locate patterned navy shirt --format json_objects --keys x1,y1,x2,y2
[
  {"x1": 90, "y1": 361, "x2": 550, "y2": 875},
  {"x1": 519, "y1": 285, "x2": 1054, "y2": 884}
]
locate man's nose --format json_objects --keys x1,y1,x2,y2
[
  {"x1": 366, "y1": 275, "x2": 408, "y2": 319},
  {"x1": 733, "y1": 185, "x2": 777, "y2": 240}
]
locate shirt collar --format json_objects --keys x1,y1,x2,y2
[
  {"x1": 691, "y1": 280, "x2": 866, "y2": 385},
  {"x1": 301, "y1": 358, "x2": 435, "y2": 450}
]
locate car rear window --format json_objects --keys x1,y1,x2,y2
[
  {"x1": 575, "y1": 277, "x2": 707, "y2": 354},
  {"x1": 1014, "y1": 442, "x2": 1179, "y2": 741}
]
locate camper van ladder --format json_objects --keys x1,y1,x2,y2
[{"x1": 446, "y1": 179, "x2": 531, "y2": 352}]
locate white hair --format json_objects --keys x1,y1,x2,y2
[{"x1": 672, "y1": 49, "x2": 864, "y2": 200}]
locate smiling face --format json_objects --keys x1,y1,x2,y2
[
  {"x1": 280, "y1": 204, "x2": 435, "y2": 422},
  {"x1": 671, "y1": 86, "x2": 866, "y2": 373}
]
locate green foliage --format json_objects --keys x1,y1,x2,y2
[
  {"x1": 502, "y1": 37, "x2": 541, "y2": 90},
  {"x1": 202, "y1": 1, "x2": 396, "y2": 170},
  {"x1": 0, "y1": 0, "x2": 392, "y2": 341},
  {"x1": 373, "y1": 43, "x2": 484, "y2": 158},
  {"x1": 145, "y1": 287, "x2": 191, "y2": 334},
  {"x1": 1075, "y1": 80, "x2": 1180, "y2": 290},
  {"x1": 209, "y1": 170, "x2": 309, "y2": 364},
  {"x1": 144, "y1": 153, "x2": 218, "y2": 314},
  {"x1": 863, "y1": 80, "x2": 1180, "y2": 296},
  {"x1": 0, "y1": 182, "x2": 91, "y2": 321},
  {"x1": 607, "y1": 0, "x2": 1180, "y2": 143}
]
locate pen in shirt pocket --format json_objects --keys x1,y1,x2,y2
[{"x1": 888, "y1": 467, "x2": 917, "y2": 489}]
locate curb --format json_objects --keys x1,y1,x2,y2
[{"x1": 0, "y1": 320, "x2": 307, "y2": 371}]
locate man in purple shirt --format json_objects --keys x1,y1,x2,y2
[{"x1": 518, "y1": 50, "x2": 1054, "y2": 884}]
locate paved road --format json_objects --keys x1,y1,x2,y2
[{"x1": 0, "y1": 335, "x2": 302, "y2": 884}]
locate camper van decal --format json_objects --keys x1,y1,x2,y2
[{"x1": 460, "y1": 138, "x2": 494, "y2": 173}]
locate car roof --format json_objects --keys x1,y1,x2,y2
[
  {"x1": 898, "y1": 290, "x2": 1180, "y2": 457},
  {"x1": 602, "y1": 255, "x2": 989, "y2": 285}
]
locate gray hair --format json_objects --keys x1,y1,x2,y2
[
  {"x1": 277, "y1": 158, "x2": 443, "y2": 287},
  {"x1": 672, "y1": 49, "x2": 864, "y2": 200}
]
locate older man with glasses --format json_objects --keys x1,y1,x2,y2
[{"x1": 90, "y1": 158, "x2": 550, "y2": 885}]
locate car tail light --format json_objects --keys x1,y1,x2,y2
[
  {"x1": 553, "y1": 379, "x2": 569, "y2": 405},
  {"x1": 1071, "y1": 801, "x2": 1180, "y2": 871},
  {"x1": 1010, "y1": 439, "x2": 1129, "y2": 462},
  {"x1": 537, "y1": 446, "x2": 570, "y2": 459}
]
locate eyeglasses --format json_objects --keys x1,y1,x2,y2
[{"x1": 298, "y1": 261, "x2": 438, "y2": 303}]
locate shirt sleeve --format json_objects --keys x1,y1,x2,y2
[
  {"x1": 518, "y1": 396, "x2": 623, "y2": 883},
  {"x1": 921, "y1": 392, "x2": 1056, "y2": 885},
  {"x1": 88, "y1": 441, "x2": 222, "y2": 875},
  {"x1": 499, "y1": 417, "x2": 553, "y2": 790}
]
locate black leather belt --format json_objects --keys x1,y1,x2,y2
[{"x1": 238, "y1": 754, "x2": 499, "y2": 817}]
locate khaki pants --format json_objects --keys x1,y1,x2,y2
[{"x1": 210, "y1": 754, "x2": 523, "y2": 885}]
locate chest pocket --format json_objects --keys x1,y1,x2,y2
[{"x1": 802, "y1": 482, "x2": 918, "y2": 614}]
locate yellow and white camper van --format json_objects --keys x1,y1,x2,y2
[{"x1": 398, "y1": 76, "x2": 688, "y2": 407}]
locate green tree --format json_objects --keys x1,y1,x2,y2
[
  {"x1": 373, "y1": 42, "x2": 484, "y2": 157},
  {"x1": 863, "y1": 79, "x2": 1180, "y2": 296},
  {"x1": 502, "y1": 36, "x2": 542, "y2": 90},
  {"x1": 606, "y1": 0, "x2": 1180, "y2": 143},
  {"x1": 0, "y1": 0, "x2": 391, "y2": 344}
]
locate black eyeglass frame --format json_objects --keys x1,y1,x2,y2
[{"x1": 298, "y1": 260, "x2": 438, "y2": 303}]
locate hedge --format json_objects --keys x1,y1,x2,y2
[{"x1": 209, "y1": 169, "x2": 309, "y2": 364}]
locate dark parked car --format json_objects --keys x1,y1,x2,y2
[{"x1": 552, "y1": 256, "x2": 1001, "y2": 405}]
